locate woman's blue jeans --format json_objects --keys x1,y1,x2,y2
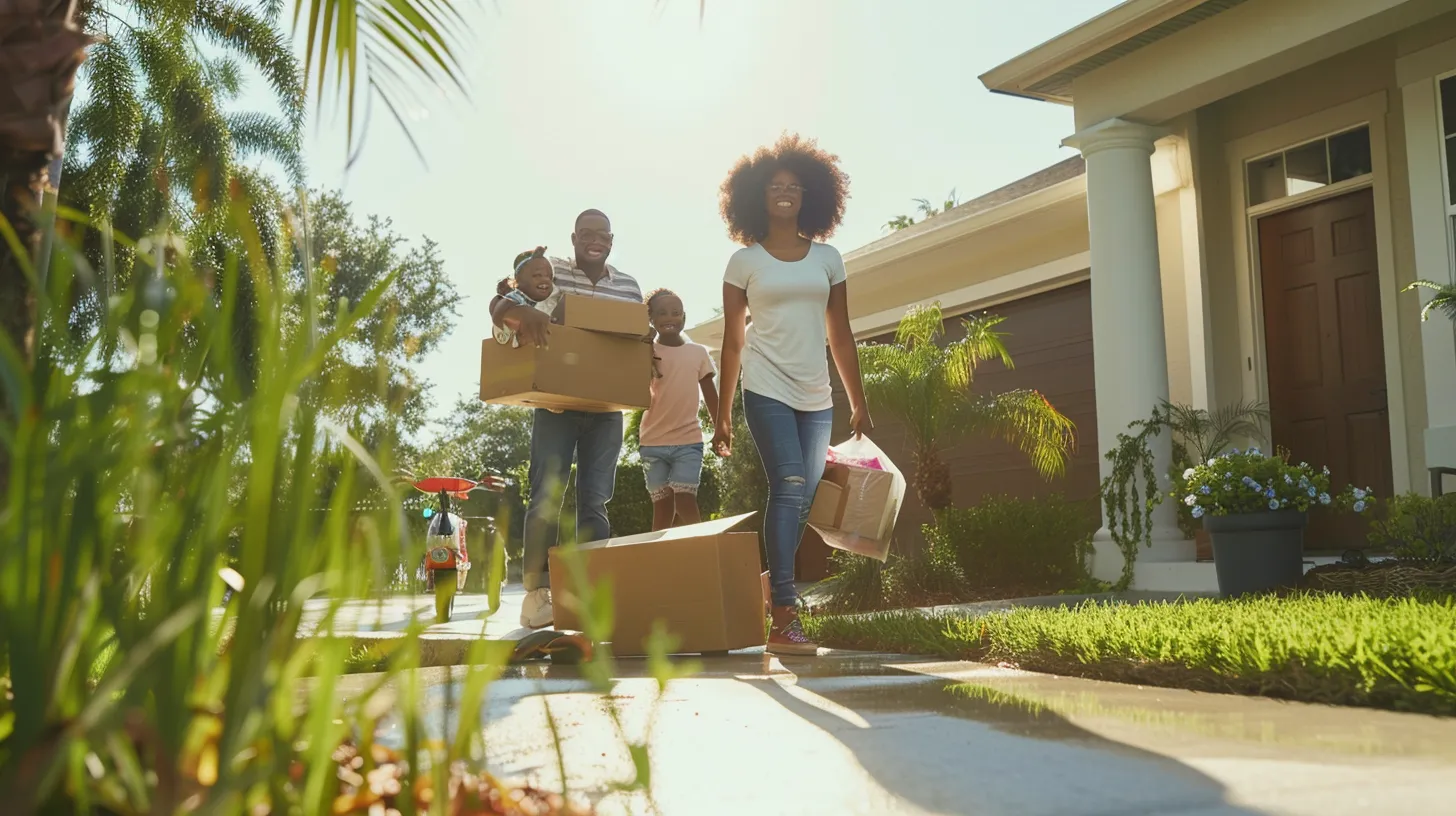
[{"x1": 742, "y1": 390, "x2": 834, "y2": 607}]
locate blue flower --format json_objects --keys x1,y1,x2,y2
[
  {"x1": 1225, "y1": 472, "x2": 1233, "y2": 479},
  {"x1": 1319, "y1": 493, "x2": 1331, "y2": 505},
  {"x1": 1353, "y1": 500, "x2": 1367, "y2": 513},
  {"x1": 1268, "y1": 499, "x2": 1279, "y2": 510},
  {"x1": 1265, "y1": 488, "x2": 1276, "y2": 499},
  {"x1": 1283, "y1": 474, "x2": 1294, "y2": 485},
  {"x1": 1191, "y1": 505, "x2": 1205, "y2": 519},
  {"x1": 1241, "y1": 476, "x2": 1256, "y2": 486},
  {"x1": 1231, "y1": 448, "x2": 1241, "y2": 455},
  {"x1": 1307, "y1": 487, "x2": 1317, "y2": 497},
  {"x1": 1200, "y1": 485, "x2": 1211, "y2": 495},
  {"x1": 1249, "y1": 447, "x2": 1262, "y2": 456},
  {"x1": 1352, "y1": 487, "x2": 1367, "y2": 500}
]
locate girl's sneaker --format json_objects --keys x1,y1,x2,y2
[{"x1": 767, "y1": 608, "x2": 819, "y2": 656}]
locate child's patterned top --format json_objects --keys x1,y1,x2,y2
[{"x1": 493, "y1": 288, "x2": 563, "y2": 348}]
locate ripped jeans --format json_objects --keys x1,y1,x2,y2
[{"x1": 742, "y1": 390, "x2": 834, "y2": 607}]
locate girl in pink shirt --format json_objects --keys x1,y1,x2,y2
[{"x1": 639, "y1": 289, "x2": 720, "y2": 530}]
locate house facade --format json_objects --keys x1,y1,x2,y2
[{"x1": 694, "y1": 0, "x2": 1456, "y2": 590}]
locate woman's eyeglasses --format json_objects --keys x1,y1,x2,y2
[{"x1": 767, "y1": 183, "x2": 805, "y2": 195}]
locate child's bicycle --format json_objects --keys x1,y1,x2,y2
[{"x1": 401, "y1": 473, "x2": 506, "y2": 623}]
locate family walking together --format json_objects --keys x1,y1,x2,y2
[{"x1": 488, "y1": 134, "x2": 872, "y2": 656}]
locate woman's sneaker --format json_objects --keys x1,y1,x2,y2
[
  {"x1": 767, "y1": 613, "x2": 819, "y2": 656},
  {"x1": 520, "y1": 587, "x2": 554, "y2": 629}
]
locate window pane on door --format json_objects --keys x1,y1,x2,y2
[
  {"x1": 1441, "y1": 75, "x2": 1456, "y2": 136},
  {"x1": 1447, "y1": 136, "x2": 1456, "y2": 207},
  {"x1": 1248, "y1": 155, "x2": 1285, "y2": 206},
  {"x1": 1329, "y1": 127, "x2": 1372, "y2": 183},
  {"x1": 1285, "y1": 140, "x2": 1329, "y2": 194}
]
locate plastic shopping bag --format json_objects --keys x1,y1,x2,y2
[{"x1": 807, "y1": 435, "x2": 905, "y2": 562}]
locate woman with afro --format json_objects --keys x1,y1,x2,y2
[{"x1": 712, "y1": 133, "x2": 871, "y2": 656}]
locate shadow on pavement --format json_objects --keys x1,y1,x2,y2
[{"x1": 736, "y1": 666, "x2": 1269, "y2": 816}]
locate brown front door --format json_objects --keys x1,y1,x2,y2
[{"x1": 1257, "y1": 187, "x2": 1392, "y2": 550}]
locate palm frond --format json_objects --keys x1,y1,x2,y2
[
  {"x1": 893, "y1": 303, "x2": 946, "y2": 349},
  {"x1": 942, "y1": 313, "x2": 1011, "y2": 390},
  {"x1": 956, "y1": 388, "x2": 1077, "y2": 478},
  {"x1": 296, "y1": 0, "x2": 470, "y2": 159},
  {"x1": 194, "y1": 0, "x2": 306, "y2": 130},
  {"x1": 73, "y1": 35, "x2": 143, "y2": 219},
  {"x1": 1163, "y1": 399, "x2": 1268, "y2": 463},
  {"x1": 204, "y1": 56, "x2": 246, "y2": 100},
  {"x1": 1405, "y1": 279, "x2": 1456, "y2": 322},
  {"x1": 228, "y1": 112, "x2": 305, "y2": 184}
]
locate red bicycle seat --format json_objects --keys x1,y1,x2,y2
[
  {"x1": 407, "y1": 475, "x2": 506, "y2": 497},
  {"x1": 410, "y1": 477, "x2": 477, "y2": 495}
]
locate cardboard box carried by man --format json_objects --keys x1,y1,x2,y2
[
  {"x1": 480, "y1": 294, "x2": 653, "y2": 412},
  {"x1": 549, "y1": 513, "x2": 768, "y2": 656},
  {"x1": 807, "y1": 436, "x2": 905, "y2": 562}
]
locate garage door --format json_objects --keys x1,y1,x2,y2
[{"x1": 800, "y1": 281, "x2": 1100, "y2": 580}]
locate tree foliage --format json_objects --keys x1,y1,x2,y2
[
  {"x1": 885, "y1": 189, "x2": 959, "y2": 232},
  {"x1": 300, "y1": 189, "x2": 459, "y2": 454}
]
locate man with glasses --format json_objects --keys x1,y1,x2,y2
[{"x1": 490, "y1": 209, "x2": 643, "y2": 628}]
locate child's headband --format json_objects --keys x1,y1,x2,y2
[{"x1": 514, "y1": 247, "x2": 546, "y2": 275}]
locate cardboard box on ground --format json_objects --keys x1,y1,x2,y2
[
  {"x1": 480, "y1": 294, "x2": 652, "y2": 412},
  {"x1": 549, "y1": 513, "x2": 768, "y2": 656},
  {"x1": 807, "y1": 436, "x2": 905, "y2": 562}
]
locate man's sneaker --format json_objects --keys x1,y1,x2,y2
[
  {"x1": 766, "y1": 615, "x2": 819, "y2": 656},
  {"x1": 520, "y1": 588, "x2": 554, "y2": 629}
]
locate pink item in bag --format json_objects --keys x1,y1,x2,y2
[{"x1": 826, "y1": 447, "x2": 884, "y2": 471}]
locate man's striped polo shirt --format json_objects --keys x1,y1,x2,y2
[{"x1": 548, "y1": 257, "x2": 642, "y2": 304}]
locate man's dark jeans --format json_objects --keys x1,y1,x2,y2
[{"x1": 522, "y1": 408, "x2": 624, "y2": 591}]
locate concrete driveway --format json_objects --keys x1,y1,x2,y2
[{"x1": 321, "y1": 591, "x2": 1456, "y2": 815}]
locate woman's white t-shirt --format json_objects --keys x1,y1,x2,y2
[{"x1": 723, "y1": 242, "x2": 846, "y2": 412}]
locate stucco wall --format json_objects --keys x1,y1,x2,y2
[{"x1": 1188, "y1": 20, "x2": 1449, "y2": 492}]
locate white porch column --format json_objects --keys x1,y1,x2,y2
[{"x1": 1064, "y1": 118, "x2": 1194, "y2": 583}]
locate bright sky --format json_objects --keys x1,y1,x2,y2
[{"x1": 291, "y1": 0, "x2": 1122, "y2": 430}]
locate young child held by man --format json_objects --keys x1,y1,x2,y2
[
  {"x1": 639, "y1": 289, "x2": 718, "y2": 530},
  {"x1": 493, "y1": 246, "x2": 560, "y2": 347}
]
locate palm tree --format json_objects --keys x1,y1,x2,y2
[
  {"x1": 1406, "y1": 279, "x2": 1456, "y2": 322},
  {"x1": 0, "y1": 0, "x2": 471, "y2": 364},
  {"x1": 885, "y1": 189, "x2": 960, "y2": 232},
  {"x1": 859, "y1": 303, "x2": 1076, "y2": 514}
]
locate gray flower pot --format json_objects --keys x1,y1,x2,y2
[{"x1": 1205, "y1": 510, "x2": 1307, "y2": 597}]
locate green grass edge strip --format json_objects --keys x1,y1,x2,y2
[{"x1": 803, "y1": 593, "x2": 1456, "y2": 717}]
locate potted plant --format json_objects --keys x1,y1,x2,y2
[
  {"x1": 1165, "y1": 400, "x2": 1270, "y2": 559},
  {"x1": 1179, "y1": 448, "x2": 1372, "y2": 596}
]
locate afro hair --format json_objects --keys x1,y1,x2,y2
[{"x1": 718, "y1": 133, "x2": 850, "y2": 246}]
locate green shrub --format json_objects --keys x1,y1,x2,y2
[
  {"x1": 1370, "y1": 493, "x2": 1456, "y2": 562},
  {"x1": 883, "y1": 532, "x2": 965, "y2": 605},
  {"x1": 816, "y1": 550, "x2": 887, "y2": 612},
  {"x1": 926, "y1": 494, "x2": 1097, "y2": 592}
]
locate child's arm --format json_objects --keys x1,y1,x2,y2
[{"x1": 699, "y1": 374, "x2": 719, "y2": 432}]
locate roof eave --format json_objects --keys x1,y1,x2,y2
[{"x1": 977, "y1": 0, "x2": 1201, "y2": 100}]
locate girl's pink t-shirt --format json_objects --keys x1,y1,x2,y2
[{"x1": 640, "y1": 341, "x2": 716, "y2": 447}]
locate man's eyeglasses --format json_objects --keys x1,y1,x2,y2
[
  {"x1": 767, "y1": 183, "x2": 805, "y2": 195},
  {"x1": 576, "y1": 229, "x2": 614, "y2": 243}
]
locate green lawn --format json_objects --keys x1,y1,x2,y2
[{"x1": 804, "y1": 592, "x2": 1456, "y2": 716}]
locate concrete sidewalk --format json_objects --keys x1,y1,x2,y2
[{"x1": 332, "y1": 650, "x2": 1456, "y2": 815}]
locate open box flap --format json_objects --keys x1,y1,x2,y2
[{"x1": 572, "y1": 512, "x2": 759, "y2": 551}]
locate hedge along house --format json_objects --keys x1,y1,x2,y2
[{"x1": 693, "y1": 0, "x2": 1456, "y2": 590}]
